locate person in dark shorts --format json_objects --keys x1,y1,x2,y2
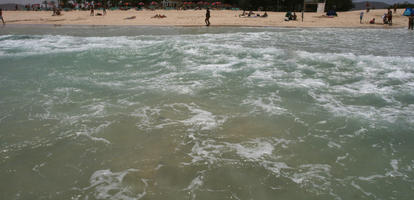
[
  {"x1": 0, "y1": 9, "x2": 5, "y2": 25},
  {"x1": 205, "y1": 8, "x2": 210, "y2": 26},
  {"x1": 90, "y1": 6, "x2": 94, "y2": 16},
  {"x1": 409, "y1": 14, "x2": 414, "y2": 30},
  {"x1": 360, "y1": 11, "x2": 364, "y2": 23},
  {"x1": 387, "y1": 9, "x2": 393, "y2": 25}
]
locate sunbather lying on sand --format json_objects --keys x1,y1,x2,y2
[
  {"x1": 124, "y1": 16, "x2": 136, "y2": 20},
  {"x1": 151, "y1": 14, "x2": 167, "y2": 19}
]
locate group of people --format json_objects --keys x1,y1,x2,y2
[
  {"x1": 364, "y1": 9, "x2": 393, "y2": 25},
  {"x1": 52, "y1": 6, "x2": 61, "y2": 16},
  {"x1": 89, "y1": 6, "x2": 106, "y2": 16},
  {"x1": 285, "y1": 11, "x2": 297, "y2": 21},
  {"x1": 151, "y1": 14, "x2": 167, "y2": 18},
  {"x1": 382, "y1": 9, "x2": 393, "y2": 25},
  {"x1": 239, "y1": 10, "x2": 268, "y2": 18}
]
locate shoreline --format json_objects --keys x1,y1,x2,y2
[{"x1": 1, "y1": 9, "x2": 410, "y2": 29}]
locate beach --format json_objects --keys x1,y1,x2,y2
[{"x1": 2, "y1": 9, "x2": 410, "y2": 28}]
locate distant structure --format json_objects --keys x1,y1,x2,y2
[
  {"x1": 0, "y1": 0, "x2": 58, "y2": 10},
  {"x1": 162, "y1": 0, "x2": 179, "y2": 8},
  {"x1": 304, "y1": 0, "x2": 326, "y2": 13}
]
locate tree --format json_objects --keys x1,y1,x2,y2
[
  {"x1": 326, "y1": 0, "x2": 354, "y2": 11},
  {"x1": 220, "y1": 0, "x2": 354, "y2": 12}
]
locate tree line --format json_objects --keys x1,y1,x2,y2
[
  {"x1": 64, "y1": 0, "x2": 354, "y2": 12},
  {"x1": 223, "y1": 0, "x2": 354, "y2": 11}
]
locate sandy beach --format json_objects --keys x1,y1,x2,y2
[{"x1": 2, "y1": 9, "x2": 410, "y2": 28}]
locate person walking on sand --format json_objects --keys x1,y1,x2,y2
[
  {"x1": 409, "y1": 14, "x2": 414, "y2": 30},
  {"x1": 360, "y1": 11, "x2": 364, "y2": 24},
  {"x1": 205, "y1": 8, "x2": 210, "y2": 26},
  {"x1": 90, "y1": 6, "x2": 94, "y2": 16},
  {"x1": 0, "y1": 9, "x2": 5, "y2": 25}
]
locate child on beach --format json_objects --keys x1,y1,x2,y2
[
  {"x1": 0, "y1": 9, "x2": 4, "y2": 25},
  {"x1": 360, "y1": 11, "x2": 364, "y2": 23}
]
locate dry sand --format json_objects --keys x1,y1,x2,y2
[{"x1": 2, "y1": 9, "x2": 410, "y2": 28}]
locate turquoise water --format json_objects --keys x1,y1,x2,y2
[{"x1": 1, "y1": 26, "x2": 414, "y2": 200}]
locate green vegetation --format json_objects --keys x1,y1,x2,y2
[{"x1": 63, "y1": 0, "x2": 354, "y2": 12}]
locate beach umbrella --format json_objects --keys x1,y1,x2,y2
[
  {"x1": 138, "y1": 2, "x2": 144, "y2": 6},
  {"x1": 204, "y1": 2, "x2": 209, "y2": 5},
  {"x1": 197, "y1": 1, "x2": 203, "y2": 4},
  {"x1": 151, "y1": 1, "x2": 158, "y2": 5}
]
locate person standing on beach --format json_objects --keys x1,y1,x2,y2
[
  {"x1": 360, "y1": 11, "x2": 364, "y2": 23},
  {"x1": 388, "y1": 9, "x2": 393, "y2": 25},
  {"x1": 409, "y1": 14, "x2": 414, "y2": 30},
  {"x1": 205, "y1": 8, "x2": 210, "y2": 26},
  {"x1": 90, "y1": 6, "x2": 94, "y2": 16},
  {"x1": 0, "y1": 9, "x2": 5, "y2": 25}
]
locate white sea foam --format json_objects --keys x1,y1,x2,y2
[
  {"x1": 0, "y1": 35, "x2": 163, "y2": 57},
  {"x1": 335, "y1": 153, "x2": 349, "y2": 166},
  {"x1": 181, "y1": 104, "x2": 226, "y2": 131},
  {"x1": 132, "y1": 103, "x2": 226, "y2": 132},
  {"x1": 351, "y1": 181, "x2": 376, "y2": 198},
  {"x1": 186, "y1": 139, "x2": 226, "y2": 165},
  {"x1": 327, "y1": 141, "x2": 342, "y2": 149},
  {"x1": 243, "y1": 93, "x2": 287, "y2": 116},
  {"x1": 386, "y1": 159, "x2": 404, "y2": 177},
  {"x1": 75, "y1": 121, "x2": 112, "y2": 144},
  {"x1": 184, "y1": 171, "x2": 206, "y2": 200},
  {"x1": 186, "y1": 137, "x2": 292, "y2": 179},
  {"x1": 226, "y1": 139, "x2": 274, "y2": 161},
  {"x1": 85, "y1": 169, "x2": 146, "y2": 200},
  {"x1": 358, "y1": 174, "x2": 386, "y2": 181}
]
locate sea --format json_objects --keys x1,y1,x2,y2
[{"x1": 0, "y1": 25, "x2": 414, "y2": 200}]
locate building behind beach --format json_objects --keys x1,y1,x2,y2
[
  {"x1": 0, "y1": 0, "x2": 58, "y2": 10},
  {"x1": 162, "y1": 0, "x2": 180, "y2": 8},
  {"x1": 304, "y1": 0, "x2": 326, "y2": 13}
]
